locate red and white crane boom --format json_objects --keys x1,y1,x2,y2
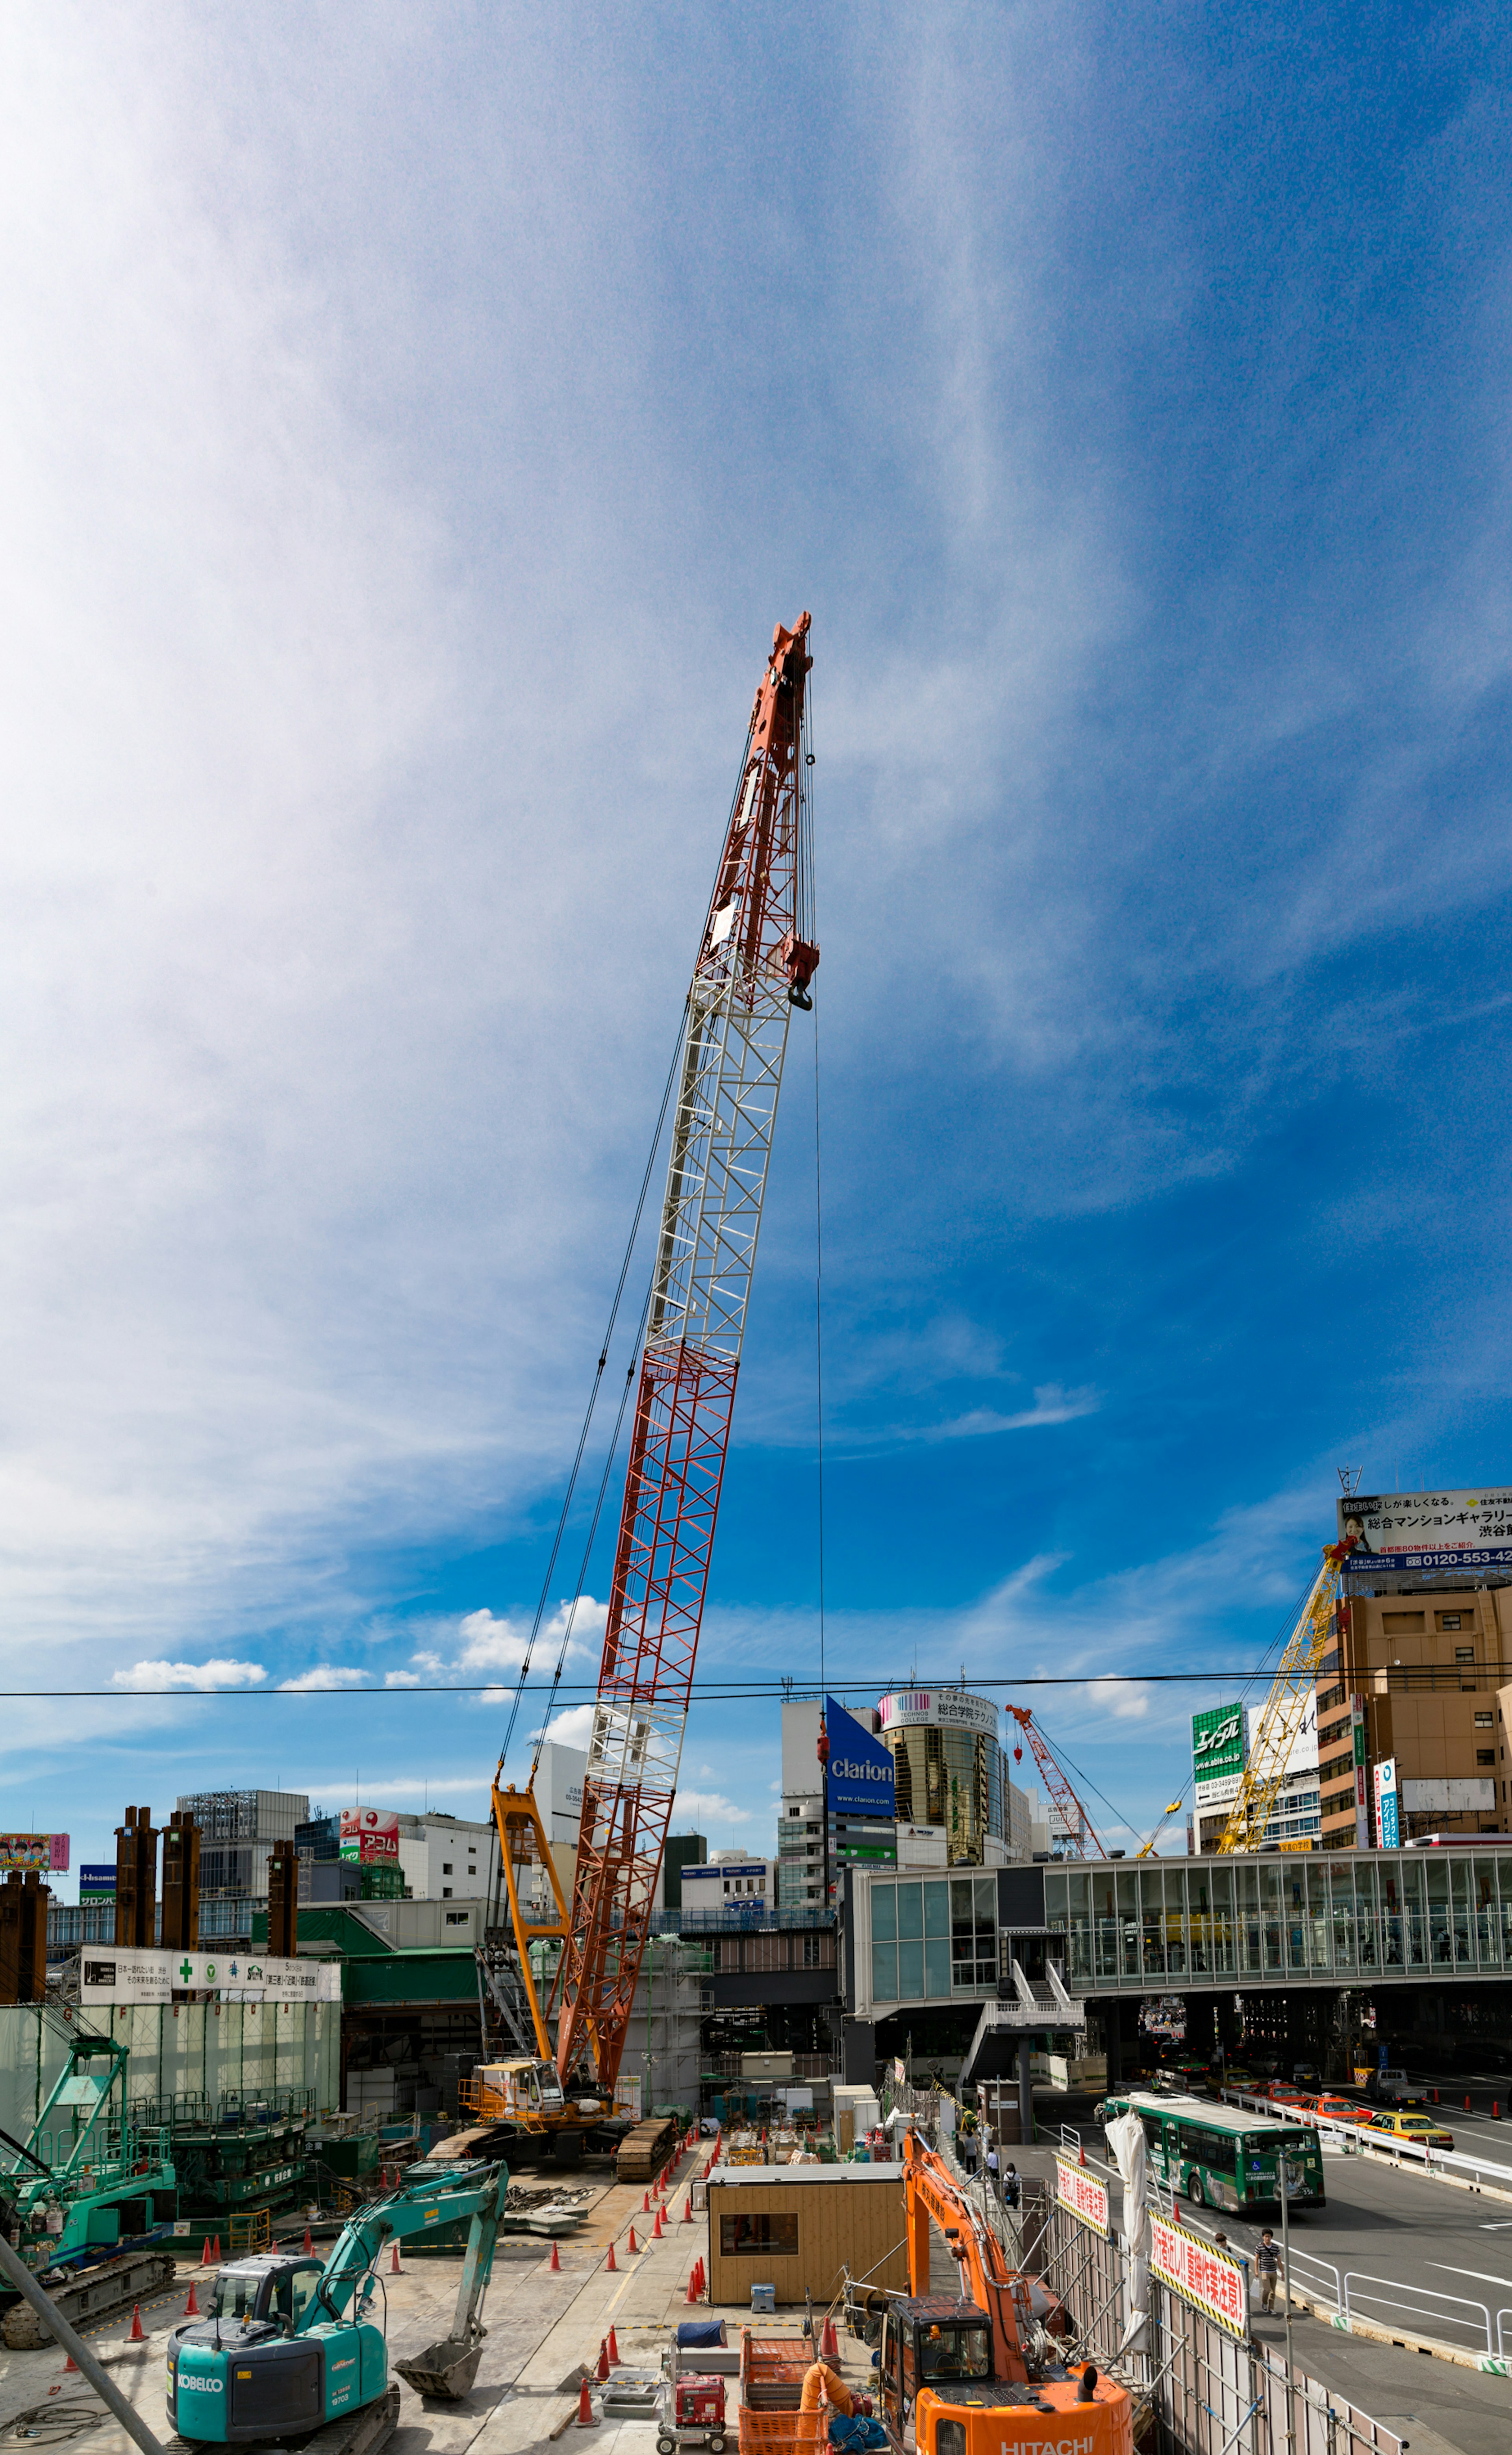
[{"x1": 493, "y1": 615, "x2": 818, "y2": 2102}]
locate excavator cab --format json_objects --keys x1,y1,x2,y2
[{"x1": 878, "y1": 2294, "x2": 1129, "y2": 2455}]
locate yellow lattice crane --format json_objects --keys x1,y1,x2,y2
[{"x1": 1216, "y1": 1539, "x2": 1355, "y2": 1854}]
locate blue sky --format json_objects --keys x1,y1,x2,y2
[{"x1": 4, "y1": 6, "x2": 1512, "y2": 1889}]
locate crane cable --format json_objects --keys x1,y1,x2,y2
[{"x1": 494, "y1": 1011, "x2": 685, "y2": 1779}]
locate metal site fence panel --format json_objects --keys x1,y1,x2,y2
[{"x1": 1038, "y1": 2206, "x2": 1405, "y2": 2455}]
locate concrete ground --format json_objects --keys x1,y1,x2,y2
[{"x1": 0, "y1": 2139, "x2": 877, "y2": 2455}]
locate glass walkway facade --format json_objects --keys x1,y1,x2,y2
[{"x1": 1043, "y1": 1850, "x2": 1512, "y2": 1989}]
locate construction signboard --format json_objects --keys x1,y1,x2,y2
[
  {"x1": 1054, "y1": 2155, "x2": 1109, "y2": 2237},
  {"x1": 80, "y1": 1949, "x2": 341, "y2": 2005},
  {"x1": 1338, "y1": 1489, "x2": 1512, "y2": 1577},
  {"x1": 1149, "y1": 2212, "x2": 1249, "y2": 2340}
]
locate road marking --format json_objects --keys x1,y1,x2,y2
[
  {"x1": 1481, "y1": 2222, "x2": 1512, "y2": 2231},
  {"x1": 1428, "y1": 2262, "x2": 1512, "y2": 2290}
]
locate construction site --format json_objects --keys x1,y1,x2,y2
[{"x1": 2, "y1": 615, "x2": 1506, "y2": 2455}]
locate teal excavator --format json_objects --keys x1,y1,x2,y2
[{"x1": 168, "y1": 2160, "x2": 504, "y2": 2455}]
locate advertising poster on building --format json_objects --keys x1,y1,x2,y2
[
  {"x1": 1149, "y1": 2213, "x2": 1249, "y2": 2340},
  {"x1": 878, "y1": 1689, "x2": 998, "y2": 1736},
  {"x1": 1191, "y1": 1704, "x2": 1245, "y2": 1808},
  {"x1": 79, "y1": 1864, "x2": 117, "y2": 1903},
  {"x1": 339, "y1": 1808, "x2": 400, "y2": 1863},
  {"x1": 1351, "y1": 1699, "x2": 1370, "y2": 1848},
  {"x1": 0, "y1": 1836, "x2": 68, "y2": 1873},
  {"x1": 1373, "y1": 1758, "x2": 1400, "y2": 1848},
  {"x1": 1338, "y1": 1489, "x2": 1512, "y2": 1577},
  {"x1": 1054, "y1": 2156, "x2": 1110, "y2": 2237},
  {"x1": 825, "y1": 1696, "x2": 897, "y2": 1817},
  {"x1": 80, "y1": 1949, "x2": 341, "y2": 2005}
]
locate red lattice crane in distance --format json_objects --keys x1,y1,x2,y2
[
  {"x1": 493, "y1": 613, "x2": 819, "y2": 2105},
  {"x1": 1006, "y1": 1706, "x2": 1106, "y2": 1860}
]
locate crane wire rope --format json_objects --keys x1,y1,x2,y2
[
  {"x1": 495, "y1": 703, "x2": 765, "y2": 1783},
  {"x1": 493, "y1": 1012, "x2": 686, "y2": 1779}
]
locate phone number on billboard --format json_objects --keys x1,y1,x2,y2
[{"x1": 1354, "y1": 1547, "x2": 1512, "y2": 1571}]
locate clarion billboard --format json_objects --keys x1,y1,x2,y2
[
  {"x1": 826, "y1": 1695, "x2": 897, "y2": 1817},
  {"x1": 1338, "y1": 1488, "x2": 1512, "y2": 1577}
]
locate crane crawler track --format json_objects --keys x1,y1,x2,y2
[{"x1": 2, "y1": 2250, "x2": 178, "y2": 2348}]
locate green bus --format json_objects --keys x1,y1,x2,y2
[{"x1": 1102, "y1": 2090, "x2": 1325, "y2": 2215}]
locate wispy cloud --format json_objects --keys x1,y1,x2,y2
[
  {"x1": 112, "y1": 1658, "x2": 266, "y2": 1692},
  {"x1": 279, "y1": 1668, "x2": 366, "y2": 1693}
]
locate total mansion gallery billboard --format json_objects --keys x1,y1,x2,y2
[{"x1": 1338, "y1": 1488, "x2": 1512, "y2": 1576}]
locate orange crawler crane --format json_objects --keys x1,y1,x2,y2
[{"x1": 879, "y1": 2131, "x2": 1133, "y2": 2455}]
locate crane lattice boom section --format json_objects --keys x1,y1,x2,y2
[
  {"x1": 553, "y1": 614, "x2": 817, "y2": 2089},
  {"x1": 1217, "y1": 1547, "x2": 1349, "y2": 1854},
  {"x1": 1007, "y1": 1707, "x2": 1105, "y2": 1860}
]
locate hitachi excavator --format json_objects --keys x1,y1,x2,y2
[{"x1": 871, "y1": 2132, "x2": 1133, "y2": 2455}]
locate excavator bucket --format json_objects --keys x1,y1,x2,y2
[{"x1": 396, "y1": 2334, "x2": 485, "y2": 2400}]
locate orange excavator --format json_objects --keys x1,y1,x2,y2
[{"x1": 870, "y1": 2131, "x2": 1132, "y2": 2455}]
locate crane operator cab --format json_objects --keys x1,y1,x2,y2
[
  {"x1": 469, "y1": 2059, "x2": 565, "y2": 2123},
  {"x1": 878, "y1": 2295, "x2": 1132, "y2": 2455}
]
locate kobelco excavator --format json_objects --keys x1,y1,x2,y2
[{"x1": 168, "y1": 2161, "x2": 503, "y2": 2454}]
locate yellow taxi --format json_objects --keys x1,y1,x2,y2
[{"x1": 1366, "y1": 2108, "x2": 1455, "y2": 2151}]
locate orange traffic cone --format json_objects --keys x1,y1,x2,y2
[
  {"x1": 550, "y1": 2238, "x2": 561, "y2": 2272},
  {"x1": 608, "y1": 2327, "x2": 620, "y2": 2365},
  {"x1": 1080, "y1": 2138, "x2": 1088, "y2": 2168},
  {"x1": 642, "y1": 2191, "x2": 650, "y2": 2214},
  {"x1": 821, "y1": 2317, "x2": 839, "y2": 2362},
  {"x1": 597, "y1": 2339, "x2": 609, "y2": 2382},
  {"x1": 184, "y1": 2283, "x2": 200, "y2": 2317},
  {"x1": 211, "y1": 2237, "x2": 222, "y2": 2263},
  {"x1": 63, "y1": 2354, "x2": 77, "y2": 2374},
  {"x1": 576, "y1": 2375, "x2": 597, "y2": 2429},
  {"x1": 686, "y1": 2268, "x2": 699, "y2": 2304},
  {"x1": 304, "y1": 2227, "x2": 313, "y2": 2255},
  {"x1": 606, "y1": 2242, "x2": 617, "y2": 2272},
  {"x1": 653, "y1": 2207, "x2": 664, "y2": 2238},
  {"x1": 390, "y1": 2244, "x2": 402, "y2": 2275},
  {"x1": 627, "y1": 2226, "x2": 638, "y2": 2255},
  {"x1": 129, "y1": 2306, "x2": 145, "y2": 2343},
  {"x1": 682, "y1": 2197, "x2": 692, "y2": 2223},
  {"x1": 199, "y1": 2237, "x2": 213, "y2": 2266},
  {"x1": 1466, "y1": 2096, "x2": 1473, "y2": 2113}
]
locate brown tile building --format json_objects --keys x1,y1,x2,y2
[{"x1": 1316, "y1": 1584, "x2": 1512, "y2": 1846}]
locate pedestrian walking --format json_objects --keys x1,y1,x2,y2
[
  {"x1": 1004, "y1": 2161, "x2": 1020, "y2": 2211},
  {"x1": 1256, "y1": 2229, "x2": 1281, "y2": 2314},
  {"x1": 962, "y1": 2127, "x2": 976, "y2": 2177},
  {"x1": 986, "y1": 2144, "x2": 1000, "y2": 2197}
]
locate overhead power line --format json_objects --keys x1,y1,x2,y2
[{"x1": 32, "y1": 1667, "x2": 1304, "y2": 1700}]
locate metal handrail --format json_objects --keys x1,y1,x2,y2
[{"x1": 1342, "y1": 2271, "x2": 1492, "y2": 2353}]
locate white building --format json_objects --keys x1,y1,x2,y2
[
  {"x1": 682, "y1": 1854, "x2": 777, "y2": 1922},
  {"x1": 393, "y1": 1813, "x2": 497, "y2": 1902}
]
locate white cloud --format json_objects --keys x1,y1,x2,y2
[
  {"x1": 278, "y1": 1668, "x2": 366, "y2": 1692},
  {"x1": 384, "y1": 1671, "x2": 422, "y2": 1688},
  {"x1": 111, "y1": 1658, "x2": 266, "y2": 1692},
  {"x1": 534, "y1": 1704, "x2": 597, "y2": 1753},
  {"x1": 674, "y1": 1791, "x2": 751, "y2": 1828},
  {"x1": 1084, "y1": 1678, "x2": 1150, "y2": 1723},
  {"x1": 919, "y1": 1385, "x2": 1101, "y2": 1442}
]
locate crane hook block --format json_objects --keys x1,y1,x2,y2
[{"x1": 781, "y1": 929, "x2": 820, "y2": 1008}]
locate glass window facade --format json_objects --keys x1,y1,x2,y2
[
  {"x1": 867, "y1": 1875, "x2": 999, "y2": 2003},
  {"x1": 1044, "y1": 1851, "x2": 1512, "y2": 1986},
  {"x1": 886, "y1": 1726, "x2": 995, "y2": 1864}
]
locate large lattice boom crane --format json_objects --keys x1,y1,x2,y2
[
  {"x1": 1006, "y1": 1707, "x2": 1105, "y2": 1859},
  {"x1": 491, "y1": 616, "x2": 818, "y2": 2105},
  {"x1": 1216, "y1": 1539, "x2": 1354, "y2": 1854}
]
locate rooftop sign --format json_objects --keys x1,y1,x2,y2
[
  {"x1": 1338, "y1": 1488, "x2": 1512, "y2": 1577},
  {"x1": 826, "y1": 1696, "x2": 897, "y2": 1817}
]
